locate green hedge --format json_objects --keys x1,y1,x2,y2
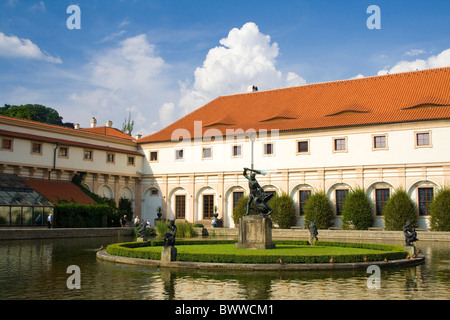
[
  {"x1": 55, "y1": 203, "x2": 113, "y2": 228},
  {"x1": 106, "y1": 240, "x2": 407, "y2": 264}
]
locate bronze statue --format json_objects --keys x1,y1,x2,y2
[
  {"x1": 308, "y1": 221, "x2": 319, "y2": 241},
  {"x1": 403, "y1": 220, "x2": 419, "y2": 246},
  {"x1": 243, "y1": 168, "x2": 274, "y2": 217},
  {"x1": 164, "y1": 220, "x2": 177, "y2": 247}
]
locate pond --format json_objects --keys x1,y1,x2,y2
[{"x1": 0, "y1": 236, "x2": 449, "y2": 300}]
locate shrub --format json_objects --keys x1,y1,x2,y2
[
  {"x1": 176, "y1": 222, "x2": 197, "y2": 238},
  {"x1": 155, "y1": 220, "x2": 170, "y2": 237},
  {"x1": 55, "y1": 202, "x2": 112, "y2": 228},
  {"x1": 341, "y1": 187, "x2": 374, "y2": 230},
  {"x1": 269, "y1": 192, "x2": 297, "y2": 229},
  {"x1": 383, "y1": 188, "x2": 417, "y2": 231},
  {"x1": 232, "y1": 195, "x2": 256, "y2": 225},
  {"x1": 303, "y1": 191, "x2": 334, "y2": 229},
  {"x1": 430, "y1": 187, "x2": 450, "y2": 231}
]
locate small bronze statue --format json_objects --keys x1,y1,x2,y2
[
  {"x1": 403, "y1": 220, "x2": 419, "y2": 246},
  {"x1": 308, "y1": 221, "x2": 319, "y2": 242},
  {"x1": 243, "y1": 168, "x2": 274, "y2": 217},
  {"x1": 164, "y1": 220, "x2": 177, "y2": 247},
  {"x1": 137, "y1": 222, "x2": 147, "y2": 240}
]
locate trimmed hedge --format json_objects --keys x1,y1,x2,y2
[
  {"x1": 106, "y1": 239, "x2": 407, "y2": 264},
  {"x1": 55, "y1": 203, "x2": 113, "y2": 228}
]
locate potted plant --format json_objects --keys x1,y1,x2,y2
[
  {"x1": 157, "y1": 206, "x2": 162, "y2": 219},
  {"x1": 213, "y1": 206, "x2": 219, "y2": 218}
]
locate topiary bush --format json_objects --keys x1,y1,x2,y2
[
  {"x1": 269, "y1": 192, "x2": 297, "y2": 229},
  {"x1": 232, "y1": 195, "x2": 256, "y2": 225},
  {"x1": 383, "y1": 188, "x2": 417, "y2": 231},
  {"x1": 341, "y1": 187, "x2": 374, "y2": 230},
  {"x1": 430, "y1": 187, "x2": 450, "y2": 231},
  {"x1": 303, "y1": 191, "x2": 334, "y2": 229}
]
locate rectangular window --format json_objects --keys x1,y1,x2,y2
[
  {"x1": 1, "y1": 138, "x2": 13, "y2": 151},
  {"x1": 83, "y1": 149, "x2": 93, "y2": 161},
  {"x1": 299, "y1": 190, "x2": 311, "y2": 216},
  {"x1": 373, "y1": 134, "x2": 388, "y2": 150},
  {"x1": 202, "y1": 147, "x2": 212, "y2": 159},
  {"x1": 375, "y1": 188, "x2": 390, "y2": 216},
  {"x1": 106, "y1": 153, "x2": 115, "y2": 163},
  {"x1": 232, "y1": 145, "x2": 242, "y2": 157},
  {"x1": 415, "y1": 131, "x2": 432, "y2": 148},
  {"x1": 418, "y1": 187, "x2": 434, "y2": 216},
  {"x1": 175, "y1": 195, "x2": 186, "y2": 219},
  {"x1": 127, "y1": 156, "x2": 135, "y2": 166},
  {"x1": 333, "y1": 137, "x2": 347, "y2": 153},
  {"x1": 232, "y1": 191, "x2": 244, "y2": 209},
  {"x1": 149, "y1": 151, "x2": 158, "y2": 162},
  {"x1": 297, "y1": 140, "x2": 309, "y2": 154},
  {"x1": 175, "y1": 149, "x2": 184, "y2": 160},
  {"x1": 203, "y1": 194, "x2": 214, "y2": 219},
  {"x1": 263, "y1": 143, "x2": 274, "y2": 155},
  {"x1": 335, "y1": 189, "x2": 349, "y2": 215},
  {"x1": 58, "y1": 146, "x2": 69, "y2": 158},
  {"x1": 31, "y1": 142, "x2": 42, "y2": 154}
]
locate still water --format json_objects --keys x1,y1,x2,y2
[{"x1": 0, "y1": 236, "x2": 449, "y2": 300}]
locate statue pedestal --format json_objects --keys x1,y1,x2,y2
[
  {"x1": 236, "y1": 215, "x2": 276, "y2": 250},
  {"x1": 137, "y1": 237, "x2": 145, "y2": 242},
  {"x1": 161, "y1": 246, "x2": 177, "y2": 262},
  {"x1": 403, "y1": 245, "x2": 417, "y2": 257},
  {"x1": 309, "y1": 237, "x2": 317, "y2": 246}
]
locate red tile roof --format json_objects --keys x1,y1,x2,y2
[
  {"x1": 139, "y1": 67, "x2": 450, "y2": 143},
  {"x1": 22, "y1": 179, "x2": 96, "y2": 205},
  {"x1": 81, "y1": 126, "x2": 136, "y2": 141},
  {"x1": 0, "y1": 115, "x2": 136, "y2": 143}
]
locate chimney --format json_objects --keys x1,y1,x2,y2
[
  {"x1": 105, "y1": 120, "x2": 113, "y2": 128},
  {"x1": 247, "y1": 85, "x2": 258, "y2": 93},
  {"x1": 74, "y1": 123, "x2": 80, "y2": 130},
  {"x1": 135, "y1": 134, "x2": 142, "y2": 140},
  {"x1": 90, "y1": 117, "x2": 97, "y2": 128}
]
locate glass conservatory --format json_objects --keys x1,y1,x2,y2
[{"x1": 0, "y1": 174, "x2": 54, "y2": 227}]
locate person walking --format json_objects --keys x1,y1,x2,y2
[{"x1": 120, "y1": 215, "x2": 127, "y2": 228}]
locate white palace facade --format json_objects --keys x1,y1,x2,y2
[{"x1": 1, "y1": 67, "x2": 450, "y2": 229}]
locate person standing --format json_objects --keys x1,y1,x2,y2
[
  {"x1": 120, "y1": 215, "x2": 127, "y2": 228},
  {"x1": 47, "y1": 213, "x2": 53, "y2": 228}
]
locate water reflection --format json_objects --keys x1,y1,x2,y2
[{"x1": 0, "y1": 237, "x2": 449, "y2": 300}]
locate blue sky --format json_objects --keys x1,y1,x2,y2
[{"x1": 1, "y1": 0, "x2": 450, "y2": 136}]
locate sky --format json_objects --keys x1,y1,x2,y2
[{"x1": 1, "y1": 0, "x2": 450, "y2": 137}]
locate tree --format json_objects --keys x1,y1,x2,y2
[
  {"x1": 270, "y1": 192, "x2": 297, "y2": 229},
  {"x1": 383, "y1": 188, "x2": 417, "y2": 231},
  {"x1": 303, "y1": 191, "x2": 334, "y2": 229},
  {"x1": 122, "y1": 112, "x2": 134, "y2": 136},
  {"x1": 232, "y1": 196, "x2": 256, "y2": 225},
  {"x1": 341, "y1": 187, "x2": 374, "y2": 230},
  {"x1": 0, "y1": 104, "x2": 74, "y2": 128},
  {"x1": 430, "y1": 187, "x2": 450, "y2": 231}
]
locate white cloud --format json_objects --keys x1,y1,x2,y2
[
  {"x1": 0, "y1": 32, "x2": 61, "y2": 63},
  {"x1": 177, "y1": 22, "x2": 306, "y2": 115},
  {"x1": 68, "y1": 34, "x2": 177, "y2": 136},
  {"x1": 404, "y1": 49, "x2": 425, "y2": 57},
  {"x1": 378, "y1": 48, "x2": 450, "y2": 75},
  {"x1": 159, "y1": 102, "x2": 175, "y2": 128},
  {"x1": 28, "y1": 1, "x2": 46, "y2": 12}
]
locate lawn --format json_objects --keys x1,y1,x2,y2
[{"x1": 134, "y1": 244, "x2": 388, "y2": 257}]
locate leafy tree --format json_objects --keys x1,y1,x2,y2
[
  {"x1": 270, "y1": 192, "x2": 297, "y2": 229},
  {"x1": 122, "y1": 112, "x2": 134, "y2": 136},
  {"x1": 341, "y1": 187, "x2": 374, "y2": 230},
  {"x1": 383, "y1": 188, "x2": 417, "y2": 231},
  {"x1": 303, "y1": 191, "x2": 334, "y2": 229},
  {"x1": 430, "y1": 187, "x2": 450, "y2": 231},
  {"x1": 1, "y1": 104, "x2": 74, "y2": 128}
]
